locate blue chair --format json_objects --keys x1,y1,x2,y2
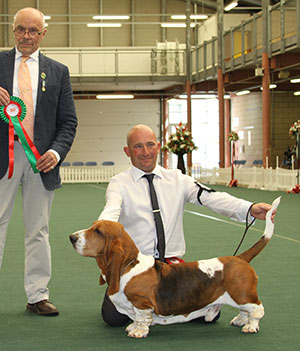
[
  {"x1": 85, "y1": 161, "x2": 97, "y2": 166},
  {"x1": 253, "y1": 160, "x2": 263, "y2": 166},
  {"x1": 233, "y1": 160, "x2": 246, "y2": 166},
  {"x1": 102, "y1": 161, "x2": 114, "y2": 166},
  {"x1": 61, "y1": 161, "x2": 71, "y2": 166},
  {"x1": 72, "y1": 161, "x2": 84, "y2": 166}
]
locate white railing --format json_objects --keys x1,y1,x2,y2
[
  {"x1": 61, "y1": 165, "x2": 298, "y2": 191},
  {"x1": 192, "y1": 165, "x2": 298, "y2": 191},
  {"x1": 60, "y1": 166, "x2": 128, "y2": 183}
]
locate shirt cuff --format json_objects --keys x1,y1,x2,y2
[{"x1": 48, "y1": 149, "x2": 61, "y2": 163}]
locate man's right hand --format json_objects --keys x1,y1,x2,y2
[{"x1": 0, "y1": 87, "x2": 11, "y2": 106}]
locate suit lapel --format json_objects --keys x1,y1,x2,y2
[
  {"x1": 36, "y1": 52, "x2": 50, "y2": 108},
  {"x1": 2, "y1": 49, "x2": 16, "y2": 94}
]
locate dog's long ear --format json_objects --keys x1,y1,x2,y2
[
  {"x1": 95, "y1": 257, "x2": 107, "y2": 286},
  {"x1": 105, "y1": 240, "x2": 125, "y2": 295}
]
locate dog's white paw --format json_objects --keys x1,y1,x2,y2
[
  {"x1": 230, "y1": 313, "x2": 248, "y2": 327},
  {"x1": 125, "y1": 322, "x2": 136, "y2": 334},
  {"x1": 126, "y1": 322, "x2": 149, "y2": 338},
  {"x1": 205, "y1": 306, "x2": 220, "y2": 322},
  {"x1": 241, "y1": 323, "x2": 259, "y2": 334}
]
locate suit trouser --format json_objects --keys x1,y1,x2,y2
[{"x1": 0, "y1": 140, "x2": 54, "y2": 303}]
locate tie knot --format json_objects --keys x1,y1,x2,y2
[
  {"x1": 21, "y1": 56, "x2": 30, "y2": 63},
  {"x1": 143, "y1": 173, "x2": 154, "y2": 183}
]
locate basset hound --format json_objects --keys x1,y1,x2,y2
[{"x1": 69, "y1": 197, "x2": 280, "y2": 338}]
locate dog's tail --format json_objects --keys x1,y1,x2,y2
[{"x1": 238, "y1": 196, "x2": 281, "y2": 263}]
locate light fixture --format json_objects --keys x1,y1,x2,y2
[
  {"x1": 96, "y1": 94, "x2": 134, "y2": 99},
  {"x1": 44, "y1": 15, "x2": 51, "y2": 20},
  {"x1": 293, "y1": 91, "x2": 300, "y2": 96},
  {"x1": 179, "y1": 94, "x2": 217, "y2": 99},
  {"x1": 224, "y1": 1, "x2": 239, "y2": 12},
  {"x1": 170, "y1": 14, "x2": 208, "y2": 20},
  {"x1": 260, "y1": 84, "x2": 277, "y2": 90},
  {"x1": 161, "y1": 22, "x2": 196, "y2": 28},
  {"x1": 236, "y1": 90, "x2": 250, "y2": 96},
  {"x1": 290, "y1": 78, "x2": 300, "y2": 83},
  {"x1": 92, "y1": 15, "x2": 130, "y2": 20},
  {"x1": 87, "y1": 23, "x2": 122, "y2": 28}
]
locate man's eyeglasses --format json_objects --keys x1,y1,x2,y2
[{"x1": 14, "y1": 26, "x2": 43, "y2": 38}]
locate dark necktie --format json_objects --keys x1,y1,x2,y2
[{"x1": 143, "y1": 174, "x2": 166, "y2": 262}]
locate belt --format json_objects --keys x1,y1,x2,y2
[{"x1": 14, "y1": 135, "x2": 19, "y2": 141}]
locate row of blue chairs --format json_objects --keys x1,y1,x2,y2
[
  {"x1": 61, "y1": 161, "x2": 114, "y2": 167},
  {"x1": 233, "y1": 160, "x2": 246, "y2": 166},
  {"x1": 233, "y1": 160, "x2": 263, "y2": 166}
]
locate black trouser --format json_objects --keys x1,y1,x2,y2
[{"x1": 101, "y1": 290, "x2": 131, "y2": 327}]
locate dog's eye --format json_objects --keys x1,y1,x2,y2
[{"x1": 95, "y1": 228, "x2": 102, "y2": 236}]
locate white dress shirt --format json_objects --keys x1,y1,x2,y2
[
  {"x1": 99, "y1": 164, "x2": 253, "y2": 258},
  {"x1": 13, "y1": 48, "x2": 60, "y2": 162}
]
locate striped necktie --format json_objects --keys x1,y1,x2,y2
[
  {"x1": 143, "y1": 174, "x2": 166, "y2": 262},
  {"x1": 18, "y1": 56, "x2": 34, "y2": 141}
]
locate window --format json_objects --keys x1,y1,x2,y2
[{"x1": 167, "y1": 98, "x2": 219, "y2": 169}]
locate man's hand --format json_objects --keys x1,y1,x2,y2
[
  {"x1": 36, "y1": 151, "x2": 58, "y2": 173},
  {"x1": 250, "y1": 203, "x2": 277, "y2": 222},
  {"x1": 0, "y1": 87, "x2": 11, "y2": 106}
]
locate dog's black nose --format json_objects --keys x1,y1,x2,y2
[{"x1": 69, "y1": 234, "x2": 78, "y2": 244}]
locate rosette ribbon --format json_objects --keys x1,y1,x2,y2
[{"x1": 0, "y1": 96, "x2": 40, "y2": 178}]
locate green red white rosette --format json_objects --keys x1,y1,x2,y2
[{"x1": 0, "y1": 96, "x2": 40, "y2": 178}]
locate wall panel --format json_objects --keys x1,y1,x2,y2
[{"x1": 67, "y1": 99, "x2": 161, "y2": 166}]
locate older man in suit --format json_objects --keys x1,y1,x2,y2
[{"x1": 0, "y1": 7, "x2": 77, "y2": 316}]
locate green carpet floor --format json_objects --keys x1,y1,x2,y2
[{"x1": 0, "y1": 183, "x2": 299, "y2": 350}]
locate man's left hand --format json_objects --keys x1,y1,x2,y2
[
  {"x1": 250, "y1": 203, "x2": 277, "y2": 222},
  {"x1": 36, "y1": 151, "x2": 58, "y2": 173}
]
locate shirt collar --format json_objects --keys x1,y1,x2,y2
[
  {"x1": 131, "y1": 165, "x2": 163, "y2": 182},
  {"x1": 15, "y1": 47, "x2": 39, "y2": 62}
]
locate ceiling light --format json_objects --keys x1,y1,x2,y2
[
  {"x1": 96, "y1": 94, "x2": 134, "y2": 99},
  {"x1": 87, "y1": 23, "x2": 122, "y2": 28},
  {"x1": 161, "y1": 22, "x2": 196, "y2": 28},
  {"x1": 44, "y1": 15, "x2": 51, "y2": 20},
  {"x1": 224, "y1": 1, "x2": 239, "y2": 12},
  {"x1": 236, "y1": 90, "x2": 250, "y2": 96},
  {"x1": 171, "y1": 14, "x2": 208, "y2": 20},
  {"x1": 92, "y1": 15, "x2": 130, "y2": 20},
  {"x1": 290, "y1": 78, "x2": 300, "y2": 83},
  {"x1": 260, "y1": 84, "x2": 277, "y2": 90},
  {"x1": 179, "y1": 94, "x2": 230, "y2": 99},
  {"x1": 293, "y1": 91, "x2": 300, "y2": 96}
]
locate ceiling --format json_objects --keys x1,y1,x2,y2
[
  {"x1": 72, "y1": 0, "x2": 300, "y2": 98},
  {"x1": 180, "y1": 0, "x2": 280, "y2": 14}
]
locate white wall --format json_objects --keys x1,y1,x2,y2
[
  {"x1": 198, "y1": 14, "x2": 250, "y2": 43},
  {"x1": 66, "y1": 99, "x2": 161, "y2": 166}
]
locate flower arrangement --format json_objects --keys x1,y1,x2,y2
[
  {"x1": 289, "y1": 120, "x2": 300, "y2": 139},
  {"x1": 162, "y1": 122, "x2": 198, "y2": 155},
  {"x1": 228, "y1": 131, "x2": 239, "y2": 142}
]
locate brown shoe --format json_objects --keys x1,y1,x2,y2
[{"x1": 26, "y1": 300, "x2": 59, "y2": 316}]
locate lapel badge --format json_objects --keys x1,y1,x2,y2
[{"x1": 41, "y1": 72, "x2": 46, "y2": 91}]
